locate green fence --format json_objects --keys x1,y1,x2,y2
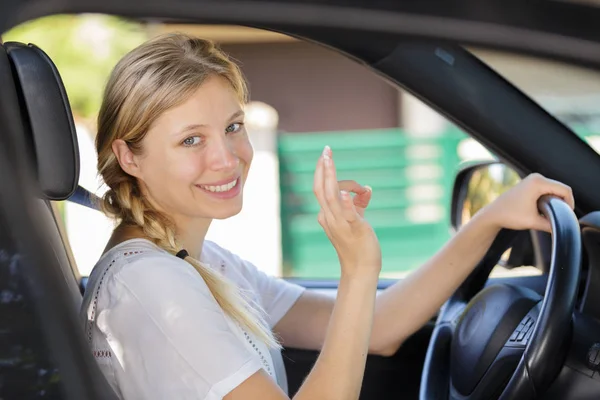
[{"x1": 278, "y1": 127, "x2": 467, "y2": 278}]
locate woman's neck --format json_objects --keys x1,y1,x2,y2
[
  {"x1": 102, "y1": 224, "x2": 145, "y2": 255},
  {"x1": 171, "y1": 216, "x2": 211, "y2": 260}
]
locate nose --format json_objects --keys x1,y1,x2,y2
[{"x1": 207, "y1": 135, "x2": 239, "y2": 171}]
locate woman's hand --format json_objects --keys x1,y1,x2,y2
[
  {"x1": 337, "y1": 180, "x2": 372, "y2": 218},
  {"x1": 313, "y1": 146, "x2": 381, "y2": 278},
  {"x1": 478, "y1": 173, "x2": 575, "y2": 233}
]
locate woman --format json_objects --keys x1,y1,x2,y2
[{"x1": 81, "y1": 33, "x2": 574, "y2": 400}]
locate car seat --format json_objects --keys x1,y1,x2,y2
[{"x1": 4, "y1": 41, "x2": 92, "y2": 310}]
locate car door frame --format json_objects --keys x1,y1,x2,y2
[{"x1": 3, "y1": 1, "x2": 600, "y2": 399}]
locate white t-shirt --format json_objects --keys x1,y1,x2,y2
[{"x1": 80, "y1": 238, "x2": 305, "y2": 400}]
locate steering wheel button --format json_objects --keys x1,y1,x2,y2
[
  {"x1": 525, "y1": 328, "x2": 534, "y2": 341},
  {"x1": 525, "y1": 319, "x2": 533, "y2": 328},
  {"x1": 587, "y1": 343, "x2": 600, "y2": 370}
]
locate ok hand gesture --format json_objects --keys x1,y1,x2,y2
[{"x1": 313, "y1": 146, "x2": 381, "y2": 278}]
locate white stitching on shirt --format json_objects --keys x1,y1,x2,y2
[
  {"x1": 87, "y1": 259, "x2": 116, "y2": 343},
  {"x1": 86, "y1": 251, "x2": 145, "y2": 343},
  {"x1": 242, "y1": 330, "x2": 273, "y2": 377},
  {"x1": 93, "y1": 349, "x2": 113, "y2": 358}
]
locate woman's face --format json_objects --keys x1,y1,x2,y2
[{"x1": 127, "y1": 75, "x2": 253, "y2": 222}]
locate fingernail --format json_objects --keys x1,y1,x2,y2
[
  {"x1": 323, "y1": 145, "x2": 331, "y2": 159},
  {"x1": 340, "y1": 190, "x2": 349, "y2": 197},
  {"x1": 365, "y1": 185, "x2": 373, "y2": 192}
]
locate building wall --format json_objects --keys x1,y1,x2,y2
[{"x1": 222, "y1": 41, "x2": 400, "y2": 133}]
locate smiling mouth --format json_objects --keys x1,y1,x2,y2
[{"x1": 196, "y1": 178, "x2": 239, "y2": 193}]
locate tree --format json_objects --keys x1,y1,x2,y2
[{"x1": 3, "y1": 14, "x2": 148, "y2": 124}]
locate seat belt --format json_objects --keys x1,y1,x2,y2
[{"x1": 69, "y1": 185, "x2": 101, "y2": 211}]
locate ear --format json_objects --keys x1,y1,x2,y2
[{"x1": 112, "y1": 139, "x2": 143, "y2": 179}]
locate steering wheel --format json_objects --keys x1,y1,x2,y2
[{"x1": 420, "y1": 196, "x2": 581, "y2": 400}]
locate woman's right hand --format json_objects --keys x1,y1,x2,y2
[{"x1": 313, "y1": 145, "x2": 382, "y2": 278}]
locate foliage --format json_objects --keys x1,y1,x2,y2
[
  {"x1": 462, "y1": 164, "x2": 521, "y2": 223},
  {"x1": 3, "y1": 14, "x2": 148, "y2": 121}
]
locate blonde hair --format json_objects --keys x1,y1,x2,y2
[{"x1": 95, "y1": 33, "x2": 279, "y2": 348}]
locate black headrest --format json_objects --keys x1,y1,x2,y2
[{"x1": 4, "y1": 42, "x2": 79, "y2": 200}]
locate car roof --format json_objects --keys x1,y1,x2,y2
[{"x1": 4, "y1": 0, "x2": 600, "y2": 68}]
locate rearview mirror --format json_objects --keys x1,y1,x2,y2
[{"x1": 451, "y1": 162, "x2": 521, "y2": 231}]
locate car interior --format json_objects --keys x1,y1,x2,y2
[
  {"x1": 2, "y1": 35, "x2": 430, "y2": 400},
  {"x1": 3, "y1": 2, "x2": 600, "y2": 399},
  {"x1": 0, "y1": 38, "x2": 119, "y2": 399},
  {"x1": 5, "y1": 41, "x2": 84, "y2": 309}
]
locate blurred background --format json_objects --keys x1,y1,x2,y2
[{"x1": 4, "y1": 14, "x2": 600, "y2": 279}]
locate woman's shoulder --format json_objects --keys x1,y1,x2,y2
[
  {"x1": 202, "y1": 240, "x2": 259, "y2": 272},
  {"x1": 201, "y1": 239, "x2": 237, "y2": 262},
  {"x1": 201, "y1": 240, "x2": 259, "y2": 280},
  {"x1": 86, "y1": 238, "x2": 208, "y2": 299},
  {"x1": 90, "y1": 238, "x2": 172, "y2": 273}
]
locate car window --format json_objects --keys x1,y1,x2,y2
[
  {"x1": 3, "y1": 15, "x2": 542, "y2": 281},
  {"x1": 471, "y1": 48, "x2": 600, "y2": 150},
  {"x1": 217, "y1": 35, "x2": 472, "y2": 279}
]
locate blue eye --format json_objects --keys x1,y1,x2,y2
[
  {"x1": 226, "y1": 123, "x2": 243, "y2": 134},
  {"x1": 183, "y1": 136, "x2": 202, "y2": 147}
]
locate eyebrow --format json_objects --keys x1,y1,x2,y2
[
  {"x1": 229, "y1": 110, "x2": 245, "y2": 121},
  {"x1": 174, "y1": 110, "x2": 245, "y2": 136}
]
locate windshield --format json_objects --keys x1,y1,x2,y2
[{"x1": 470, "y1": 47, "x2": 600, "y2": 151}]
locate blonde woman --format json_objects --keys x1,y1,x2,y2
[{"x1": 81, "y1": 33, "x2": 574, "y2": 400}]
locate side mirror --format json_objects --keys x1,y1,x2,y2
[
  {"x1": 451, "y1": 162, "x2": 536, "y2": 269},
  {"x1": 451, "y1": 162, "x2": 521, "y2": 231}
]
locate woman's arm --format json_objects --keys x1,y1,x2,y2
[
  {"x1": 369, "y1": 209, "x2": 500, "y2": 355},
  {"x1": 273, "y1": 209, "x2": 499, "y2": 356},
  {"x1": 228, "y1": 272, "x2": 378, "y2": 400},
  {"x1": 228, "y1": 146, "x2": 381, "y2": 400},
  {"x1": 274, "y1": 174, "x2": 575, "y2": 356}
]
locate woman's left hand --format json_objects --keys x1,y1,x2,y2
[{"x1": 479, "y1": 173, "x2": 575, "y2": 233}]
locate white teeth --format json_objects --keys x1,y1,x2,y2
[{"x1": 200, "y1": 179, "x2": 238, "y2": 193}]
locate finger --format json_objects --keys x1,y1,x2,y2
[
  {"x1": 313, "y1": 151, "x2": 333, "y2": 220},
  {"x1": 538, "y1": 178, "x2": 575, "y2": 210},
  {"x1": 354, "y1": 185, "x2": 373, "y2": 209},
  {"x1": 323, "y1": 147, "x2": 344, "y2": 218},
  {"x1": 340, "y1": 190, "x2": 358, "y2": 223},
  {"x1": 317, "y1": 210, "x2": 332, "y2": 237},
  {"x1": 551, "y1": 182, "x2": 575, "y2": 210},
  {"x1": 338, "y1": 180, "x2": 369, "y2": 195},
  {"x1": 338, "y1": 180, "x2": 372, "y2": 210},
  {"x1": 532, "y1": 215, "x2": 552, "y2": 233}
]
